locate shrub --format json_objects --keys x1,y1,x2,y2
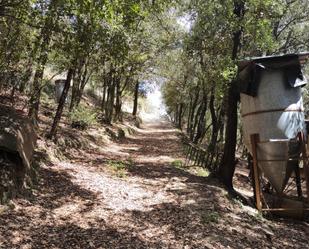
[
  {"x1": 171, "y1": 159, "x2": 184, "y2": 168},
  {"x1": 69, "y1": 105, "x2": 97, "y2": 130}
]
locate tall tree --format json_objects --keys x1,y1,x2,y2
[{"x1": 28, "y1": 0, "x2": 60, "y2": 122}]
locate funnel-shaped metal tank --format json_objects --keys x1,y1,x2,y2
[
  {"x1": 256, "y1": 140, "x2": 299, "y2": 193},
  {"x1": 239, "y1": 54, "x2": 307, "y2": 194}
]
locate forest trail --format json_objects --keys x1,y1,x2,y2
[{"x1": 1, "y1": 120, "x2": 308, "y2": 249}]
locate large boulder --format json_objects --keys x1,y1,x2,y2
[
  {"x1": 0, "y1": 105, "x2": 37, "y2": 202},
  {"x1": 0, "y1": 105, "x2": 37, "y2": 169}
]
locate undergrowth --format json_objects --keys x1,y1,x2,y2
[
  {"x1": 201, "y1": 211, "x2": 220, "y2": 224},
  {"x1": 107, "y1": 159, "x2": 133, "y2": 178},
  {"x1": 171, "y1": 159, "x2": 184, "y2": 168},
  {"x1": 69, "y1": 105, "x2": 98, "y2": 130}
]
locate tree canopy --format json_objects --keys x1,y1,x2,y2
[{"x1": 0, "y1": 0, "x2": 308, "y2": 188}]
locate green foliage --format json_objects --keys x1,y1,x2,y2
[
  {"x1": 41, "y1": 79, "x2": 55, "y2": 99},
  {"x1": 160, "y1": 0, "x2": 309, "y2": 166},
  {"x1": 107, "y1": 160, "x2": 132, "y2": 178},
  {"x1": 0, "y1": 0, "x2": 308, "y2": 139},
  {"x1": 201, "y1": 211, "x2": 220, "y2": 224},
  {"x1": 69, "y1": 105, "x2": 97, "y2": 130},
  {"x1": 171, "y1": 159, "x2": 184, "y2": 169}
]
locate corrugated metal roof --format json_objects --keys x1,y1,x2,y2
[{"x1": 239, "y1": 52, "x2": 309, "y2": 70}]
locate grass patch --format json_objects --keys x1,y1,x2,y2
[
  {"x1": 69, "y1": 105, "x2": 98, "y2": 130},
  {"x1": 171, "y1": 159, "x2": 184, "y2": 169},
  {"x1": 201, "y1": 211, "x2": 220, "y2": 224},
  {"x1": 196, "y1": 168, "x2": 209, "y2": 177},
  {"x1": 107, "y1": 159, "x2": 132, "y2": 178},
  {"x1": 252, "y1": 211, "x2": 264, "y2": 222}
]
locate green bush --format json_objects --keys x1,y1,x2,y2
[
  {"x1": 69, "y1": 105, "x2": 97, "y2": 130},
  {"x1": 171, "y1": 159, "x2": 184, "y2": 168}
]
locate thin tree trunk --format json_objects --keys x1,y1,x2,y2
[
  {"x1": 187, "y1": 97, "x2": 193, "y2": 133},
  {"x1": 208, "y1": 88, "x2": 219, "y2": 152},
  {"x1": 194, "y1": 93, "x2": 208, "y2": 143},
  {"x1": 105, "y1": 84, "x2": 111, "y2": 121},
  {"x1": 28, "y1": 65, "x2": 45, "y2": 121},
  {"x1": 48, "y1": 68, "x2": 74, "y2": 139},
  {"x1": 177, "y1": 103, "x2": 183, "y2": 130},
  {"x1": 188, "y1": 88, "x2": 200, "y2": 138},
  {"x1": 75, "y1": 66, "x2": 91, "y2": 108},
  {"x1": 69, "y1": 59, "x2": 84, "y2": 111},
  {"x1": 28, "y1": 0, "x2": 59, "y2": 122},
  {"x1": 191, "y1": 101, "x2": 203, "y2": 142},
  {"x1": 132, "y1": 81, "x2": 139, "y2": 117},
  {"x1": 114, "y1": 76, "x2": 122, "y2": 121},
  {"x1": 107, "y1": 82, "x2": 115, "y2": 124},
  {"x1": 105, "y1": 71, "x2": 115, "y2": 124},
  {"x1": 102, "y1": 76, "x2": 107, "y2": 110}
]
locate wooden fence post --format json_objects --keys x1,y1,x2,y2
[
  {"x1": 299, "y1": 132, "x2": 309, "y2": 202},
  {"x1": 250, "y1": 133, "x2": 262, "y2": 212}
]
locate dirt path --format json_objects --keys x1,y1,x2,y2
[{"x1": 1, "y1": 120, "x2": 309, "y2": 249}]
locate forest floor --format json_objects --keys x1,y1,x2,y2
[{"x1": 1, "y1": 112, "x2": 309, "y2": 248}]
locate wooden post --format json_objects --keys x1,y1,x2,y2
[
  {"x1": 306, "y1": 134, "x2": 309, "y2": 202},
  {"x1": 184, "y1": 145, "x2": 192, "y2": 167},
  {"x1": 197, "y1": 150, "x2": 202, "y2": 166},
  {"x1": 250, "y1": 134, "x2": 262, "y2": 212},
  {"x1": 194, "y1": 148, "x2": 200, "y2": 166},
  {"x1": 190, "y1": 147, "x2": 196, "y2": 166},
  {"x1": 201, "y1": 151, "x2": 205, "y2": 167},
  {"x1": 201, "y1": 151, "x2": 206, "y2": 168},
  {"x1": 294, "y1": 167, "x2": 303, "y2": 199},
  {"x1": 299, "y1": 132, "x2": 309, "y2": 202}
]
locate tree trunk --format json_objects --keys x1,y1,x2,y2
[
  {"x1": 48, "y1": 68, "x2": 74, "y2": 139},
  {"x1": 75, "y1": 65, "x2": 91, "y2": 108},
  {"x1": 191, "y1": 101, "x2": 203, "y2": 142},
  {"x1": 132, "y1": 81, "x2": 139, "y2": 116},
  {"x1": 114, "y1": 76, "x2": 122, "y2": 122},
  {"x1": 208, "y1": 88, "x2": 219, "y2": 153},
  {"x1": 107, "y1": 83, "x2": 115, "y2": 124},
  {"x1": 177, "y1": 103, "x2": 183, "y2": 130},
  {"x1": 105, "y1": 71, "x2": 115, "y2": 124},
  {"x1": 187, "y1": 88, "x2": 199, "y2": 138},
  {"x1": 28, "y1": 0, "x2": 59, "y2": 122},
  {"x1": 194, "y1": 93, "x2": 208, "y2": 143},
  {"x1": 187, "y1": 97, "x2": 193, "y2": 133},
  {"x1": 217, "y1": 0, "x2": 244, "y2": 189},
  {"x1": 102, "y1": 76, "x2": 107, "y2": 110},
  {"x1": 69, "y1": 59, "x2": 84, "y2": 111},
  {"x1": 217, "y1": 82, "x2": 239, "y2": 188},
  {"x1": 28, "y1": 65, "x2": 45, "y2": 122}
]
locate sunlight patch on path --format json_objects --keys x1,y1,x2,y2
[
  {"x1": 57, "y1": 162, "x2": 174, "y2": 213},
  {"x1": 135, "y1": 156, "x2": 176, "y2": 164}
]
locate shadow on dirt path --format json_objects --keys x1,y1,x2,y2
[{"x1": 0, "y1": 120, "x2": 308, "y2": 248}]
